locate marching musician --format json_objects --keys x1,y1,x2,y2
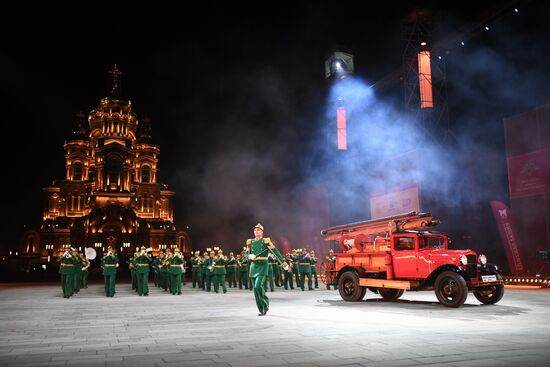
[
  {"x1": 291, "y1": 249, "x2": 300, "y2": 289},
  {"x1": 226, "y1": 251, "x2": 238, "y2": 288},
  {"x1": 237, "y1": 253, "x2": 249, "y2": 289},
  {"x1": 283, "y1": 253, "x2": 295, "y2": 290},
  {"x1": 310, "y1": 250, "x2": 319, "y2": 289},
  {"x1": 101, "y1": 246, "x2": 119, "y2": 297},
  {"x1": 213, "y1": 249, "x2": 227, "y2": 294},
  {"x1": 245, "y1": 223, "x2": 289, "y2": 316},
  {"x1": 265, "y1": 252, "x2": 276, "y2": 292},
  {"x1": 298, "y1": 248, "x2": 313, "y2": 291},
  {"x1": 135, "y1": 246, "x2": 152, "y2": 296},
  {"x1": 72, "y1": 248, "x2": 83, "y2": 295},
  {"x1": 169, "y1": 248, "x2": 185, "y2": 295},
  {"x1": 191, "y1": 250, "x2": 202, "y2": 288},
  {"x1": 162, "y1": 248, "x2": 173, "y2": 292},
  {"x1": 58, "y1": 248, "x2": 75, "y2": 298},
  {"x1": 326, "y1": 249, "x2": 338, "y2": 290},
  {"x1": 201, "y1": 251, "x2": 212, "y2": 291},
  {"x1": 81, "y1": 252, "x2": 90, "y2": 289}
]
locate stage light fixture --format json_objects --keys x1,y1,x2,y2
[{"x1": 420, "y1": 41, "x2": 427, "y2": 46}]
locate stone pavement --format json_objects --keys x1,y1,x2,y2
[{"x1": 0, "y1": 282, "x2": 549, "y2": 367}]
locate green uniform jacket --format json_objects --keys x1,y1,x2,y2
[
  {"x1": 169, "y1": 256, "x2": 185, "y2": 274},
  {"x1": 238, "y1": 257, "x2": 248, "y2": 271},
  {"x1": 298, "y1": 254, "x2": 311, "y2": 273},
  {"x1": 213, "y1": 256, "x2": 227, "y2": 275},
  {"x1": 191, "y1": 257, "x2": 202, "y2": 273},
  {"x1": 310, "y1": 256, "x2": 318, "y2": 271},
  {"x1": 246, "y1": 237, "x2": 287, "y2": 278},
  {"x1": 101, "y1": 253, "x2": 119, "y2": 275},
  {"x1": 226, "y1": 257, "x2": 237, "y2": 272},
  {"x1": 135, "y1": 254, "x2": 152, "y2": 273},
  {"x1": 202, "y1": 257, "x2": 213, "y2": 275},
  {"x1": 58, "y1": 254, "x2": 75, "y2": 274}
]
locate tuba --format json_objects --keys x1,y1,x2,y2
[{"x1": 85, "y1": 247, "x2": 97, "y2": 260}]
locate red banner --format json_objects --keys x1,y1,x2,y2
[
  {"x1": 507, "y1": 147, "x2": 550, "y2": 199},
  {"x1": 490, "y1": 200, "x2": 525, "y2": 275}
]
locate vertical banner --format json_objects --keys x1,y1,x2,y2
[{"x1": 490, "y1": 200, "x2": 525, "y2": 275}]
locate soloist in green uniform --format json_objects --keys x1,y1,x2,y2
[
  {"x1": 58, "y1": 250, "x2": 75, "y2": 298},
  {"x1": 135, "y1": 247, "x2": 152, "y2": 296},
  {"x1": 101, "y1": 249, "x2": 119, "y2": 297},
  {"x1": 169, "y1": 250, "x2": 185, "y2": 295},
  {"x1": 213, "y1": 251, "x2": 227, "y2": 294},
  {"x1": 245, "y1": 223, "x2": 288, "y2": 316}
]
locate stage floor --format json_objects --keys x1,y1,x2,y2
[{"x1": 1, "y1": 282, "x2": 549, "y2": 367}]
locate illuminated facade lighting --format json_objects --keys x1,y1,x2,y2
[{"x1": 417, "y1": 51, "x2": 434, "y2": 109}]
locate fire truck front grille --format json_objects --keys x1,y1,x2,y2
[{"x1": 466, "y1": 255, "x2": 478, "y2": 279}]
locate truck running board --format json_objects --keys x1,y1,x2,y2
[{"x1": 359, "y1": 278, "x2": 420, "y2": 290}]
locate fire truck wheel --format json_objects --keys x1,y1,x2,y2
[
  {"x1": 434, "y1": 271, "x2": 468, "y2": 308},
  {"x1": 338, "y1": 271, "x2": 365, "y2": 302},
  {"x1": 378, "y1": 288, "x2": 405, "y2": 301},
  {"x1": 473, "y1": 284, "x2": 504, "y2": 304}
]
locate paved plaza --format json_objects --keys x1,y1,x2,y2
[{"x1": 1, "y1": 281, "x2": 549, "y2": 367}]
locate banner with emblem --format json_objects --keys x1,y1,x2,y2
[{"x1": 490, "y1": 200, "x2": 525, "y2": 275}]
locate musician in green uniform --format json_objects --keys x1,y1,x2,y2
[
  {"x1": 169, "y1": 248, "x2": 185, "y2": 295},
  {"x1": 291, "y1": 249, "x2": 300, "y2": 290},
  {"x1": 326, "y1": 249, "x2": 338, "y2": 290},
  {"x1": 156, "y1": 252, "x2": 165, "y2": 288},
  {"x1": 201, "y1": 251, "x2": 212, "y2": 291},
  {"x1": 151, "y1": 253, "x2": 160, "y2": 287},
  {"x1": 163, "y1": 249, "x2": 173, "y2": 292},
  {"x1": 191, "y1": 251, "x2": 202, "y2": 288},
  {"x1": 298, "y1": 249, "x2": 313, "y2": 291},
  {"x1": 265, "y1": 253, "x2": 276, "y2": 292},
  {"x1": 273, "y1": 259, "x2": 282, "y2": 287},
  {"x1": 58, "y1": 249, "x2": 75, "y2": 298},
  {"x1": 72, "y1": 248, "x2": 83, "y2": 294},
  {"x1": 135, "y1": 246, "x2": 152, "y2": 296},
  {"x1": 245, "y1": 223, "x2": 289, "y2": 316},
  {"x1": 213, "y1": 249, "x2": 227, "y2": 293},
  {"x1": 81, "y1": 254, "x2": 90, "y2": 289},
  {"x1": 101, "y1": 246, "x2": 119, "y2": 297},
  {"x1": 129, "y1": 251, "x2": 138, "y2": 292},
  {"x1": 283, "y1": 253, "x2": 295, "y2": 290},
  {"x1": 237, "y1": 253, "x2": 249, "y2": 289},
  {"x1": 309, "y1": 250, "x2": 319, "y2": 288},
  {"x1": 226, "y1": 252, "x2": 237, "y2": 288}
]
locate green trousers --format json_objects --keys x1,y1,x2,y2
[
  {"x1": 251, "y1": 275, "x2": 269, "y2": 314},
  {"x1": 170, "y1": 273, "x2": 182, "y2": 294},
  {"x1": 214, "y1": 274, "x2": 227, "y2": 293},
  {"x1": 103, "y1": 273, "x2": 116, "y2": 296},
  {"x1": 192, "y1": 271, "x2": 201, "y2": 288},
  {"x1": 131, "y1": 270, "x2": 137, "y2": 291},
  {"x1": 238, "y1": 270, "x2": 249, "y2": 289},
  {"x1": 311, "y1": 268, "x2": 318, "y2": 288},
  {"x1": 227, "y1": 270, "x2": 237, "y2": 287},
  {"x1": 136, "y1": 272, "x2": 149, "y2": 295},
  {"x1": 73, "y1": 271, "x2": 81, "y2": 293},
  {"x1": 61, "y1": 274, "x2": 73, "y2": 298},
  {"x1": 300, "y1": 272, "x2": 312, "y2": 291},
  {"x1": 81, "y1": 271, "x2": 88, "y2": 288},
  {"x1": 283, "y1": 271, "x2": 294, "y2": 289}
]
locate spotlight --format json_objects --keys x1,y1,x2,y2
[
  {"x1": 438, "y1": 56, "x2": 442, "y2": 60},
  {"x1": 514, "y1": 8, "x2": 518, "y2": 13},
  {"x1": 420, "y1": 41, "x2": 427, "y2": 46},
  {"x1": 485, "y1": 26, "x2": 490, "y2": 30},
  {"x1": 460, "y1": 41, "x2": 465, "y2": 46}
]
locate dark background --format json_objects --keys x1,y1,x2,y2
[{"x1": 1, "y1": 1, "x2": 549, "y2": 267}]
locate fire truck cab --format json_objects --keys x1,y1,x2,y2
[{"x1": 321, "y1": 211, "x2": 504, "y2": 308}]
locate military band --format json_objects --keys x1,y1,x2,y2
[{"x1": 57, "y1": 239, "x2": 336, "y2": 300}]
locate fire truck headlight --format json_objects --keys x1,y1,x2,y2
[
  {"x1": 459, "y1": 254, "x2": 468, "y2": 266},
  {"x1": 478, "y1": 254, "x2": 487, "y2": 265}
]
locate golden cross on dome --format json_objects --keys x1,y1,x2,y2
[{"x1": 108, "y1": 64, "x2": 122, "y2": 96}]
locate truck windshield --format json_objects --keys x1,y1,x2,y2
[{"x1": 419, "y1": 236, "x2": 445, "y2": 249}]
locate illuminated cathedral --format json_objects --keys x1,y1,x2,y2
[{"x1": 22, "y1": 65, "x2": 190, "y2": 259}]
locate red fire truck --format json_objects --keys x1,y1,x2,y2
[{"x1": 321, "y1": 211, "x2": 504, "y2": 307}]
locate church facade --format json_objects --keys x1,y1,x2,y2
[{"x1": 22, "y1": 66, "x2": 190, "y2": 260}]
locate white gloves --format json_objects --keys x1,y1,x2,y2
[{"x1": 249, "y1": 254, "x2": 256, "y2": 260}]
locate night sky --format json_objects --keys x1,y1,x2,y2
[{"x1": 2, "y1": 1, "x2": 549, "y2": 261}]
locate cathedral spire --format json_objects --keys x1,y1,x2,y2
[
  {"x1": 73, "y1": 111, "x2": 88, "y2": 138},
  {"x1": 138, "y1": 116, "x2": 153, "y2": 142},
  {"x1": 108, "y1": 64, "x2": 122, "y2": 97}
]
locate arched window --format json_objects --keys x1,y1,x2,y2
[
  {"x1": 106, "y1": 158, "x2": 122, "y2": 187},
  {"x1": 72, "y1": 162, "x2": 83, "y2": 181},
  {"x1": 141, "y1": 165, "x2": 151, "y2": 183}
]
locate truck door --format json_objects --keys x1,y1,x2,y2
[{"x1": 391, "y1": 235, "x2": 418, "y2": 278}]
